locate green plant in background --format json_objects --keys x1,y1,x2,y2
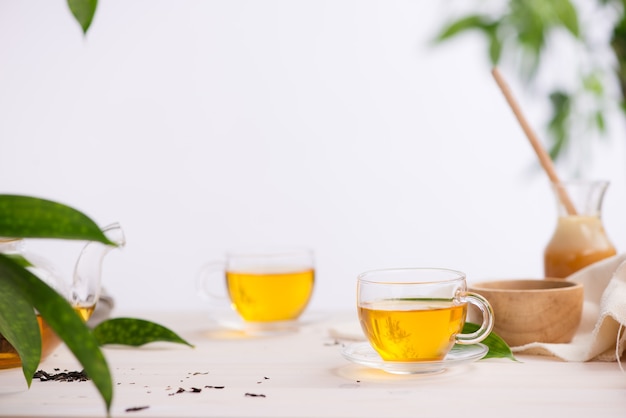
[
  {"x1": 434, "y1": 0, "x2": 626, "y2": 175},
  {"x1": 0, "y1": 195, "x2": 192, "y2": 414},
  {"x1": 2, "y1": 3, "x2": 192, "y2": 413}
]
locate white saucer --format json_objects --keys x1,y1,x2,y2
[
  {"x1": 341, "y1": 342, "x2": 488, "y2": 374},
  {"x1": 208, "y1": 311, "x2": 327, "y2": 336}
]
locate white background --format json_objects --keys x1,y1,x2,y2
[{"x1": 1, "y1": 1, "x2": 625, "y2": 314}]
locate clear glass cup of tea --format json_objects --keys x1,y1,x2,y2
[
  {"x1": 357, "y1": 268, "x2": 494, "y2": 362},
  {"x1": 197, "y1": 248, "x2": 315, "y2": 333}
]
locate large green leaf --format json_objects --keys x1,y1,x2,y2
[
  {"x1": 0, "y1": 255, "x2": 113, "y2": 413},
  {"x1": 2, "y1": 254, "x2": 33, "y2": 268},
  {"x1": 0, "y1": 257, "x2": 41, "y2": 387},
  {"x1": 67, "y1": 0, "x2": 98, "y2": 34},
  {"x1": 93, "y1": 318, "x2": 194, "y2": 348},
  {"x1": 0, "y1": 195, "x2": 114, "y2": 245}
]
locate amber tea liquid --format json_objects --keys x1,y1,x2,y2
[
  {"x1": 359, "y1": 299, "x2": 467, "y2": 361},
  {"x1": 226, "y1": 269, "x2": 314, "y2": 322},
  {"x1": 73, "y1": 305, "x2": 96, "y2": 322}
]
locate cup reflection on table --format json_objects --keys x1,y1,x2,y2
[
  {"x1": 357, "y1": 268, "x2": 494, "y2": 362},
  {"x1": 198, "y1": 248, "x2": 315, "y2": 324}
]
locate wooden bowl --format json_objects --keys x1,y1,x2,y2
[{"x1": 469, "y1": 279, "x2": 584, "y2": 347}]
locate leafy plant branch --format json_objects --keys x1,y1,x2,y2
[
  {"x1": 434, "y1": 0, "x2": 625, "y2": 174},
  {"x1": 0, "y1": 195, "x2": 191, "y2": 415}
]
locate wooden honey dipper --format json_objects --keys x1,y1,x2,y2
[{"x1": 491, "y1": 67, "x2": 577, "y2": 215}]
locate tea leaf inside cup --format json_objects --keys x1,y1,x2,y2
[{"x1": 460, "y1": 322, "x2": 517, "y2": 361}]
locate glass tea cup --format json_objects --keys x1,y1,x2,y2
[
  {"x1": 357, "y1": 268, "x2": 494, "y2": 362},
  {"x1": 197, "y1": 248, "x2": 315, "y2": 326}
]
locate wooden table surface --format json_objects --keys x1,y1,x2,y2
[{"x1": 1, "y1": 311, "x2": 625, "y2": 418}]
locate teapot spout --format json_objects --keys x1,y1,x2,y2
[{"x1": 71, "y1": 223, "x2": 125, "y2": 310}]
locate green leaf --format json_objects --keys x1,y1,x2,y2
[
  {"x1": 547, "y1": 91, "x2": 572, "y2": 161},
  {"x1": 553, "y1": 0, "x2": 580, "y2": 37},
  {"x1": 548, "y1": 134, "x2": 567, "y2": 162},
  {"x1": 0, "y1": 255, "x2": 113, "y2": 412},
  {"x1": 461, "y1": 322, "x2": 517, "y2": 361},
  {"x1": 434, "y1": 15, "x2": 495, "y2": 43},
  {"x1": 67, "y1": 0, "x2": 98, "y2": 35},
  {"x1": 488, "y1": 32, "x2": 503, "y2": 65},
  {"x1": 93, "y1": 318, "x2": 194, "y2": 348},
  {"x1": 0, "y1": 258, "x2": 41, "y2": 387},
  {"x1": 583, "y1": 73, "x2": 604, "y2": 96},
  {"x1": 595, "y1": 111, "x2": 606, "y2": 133},
  {"x1": 0, "y1": 195, "x2": 114, "y2": 245},
  {"x1": 507, "y1": 1, "x2": 550, "y2": 77},
  {"x1": 2, "y1": 254, "x2": 34, "y2": 268}
]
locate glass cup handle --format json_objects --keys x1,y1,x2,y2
[
  {"x1": 195, "y1": 260, "x2": 229, "y2": 303},
  {"x1": 455, "y1": 292, "x2": 495, "y2": 345}
]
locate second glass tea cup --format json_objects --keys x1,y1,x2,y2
[
  {"x1": 197, "y1": 248, "x2": 315, "y2": 326},
  {"x1": 357, "y1": 268, "x2": 494, "y2": 362}
]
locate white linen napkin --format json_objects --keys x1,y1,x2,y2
[{"x1": 511, "y1": 253, "x2": 626, "y2": 362}]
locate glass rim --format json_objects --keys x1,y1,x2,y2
[
  {"x1": 357, "y1": 267, "x2": 466, "y2": 285},
  {"x1": 225, "y1": 247, "x2": 314, "y2": 259}
]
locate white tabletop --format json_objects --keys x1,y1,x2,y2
[{"x1": 1, "y1": 311, "x2": 625, "y2": 418}]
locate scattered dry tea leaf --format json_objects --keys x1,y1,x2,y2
[
  {"x1": 33, "y1": 369, "x2": 89, "y2": 382},
  {"x1": 125, "y1": 406, "x2": 149, "y2": 413},
  {"x1": 168, "y1": 387, "x2": 186, "y2": 396},
  {"x1": 168, "y1": 386, "x2": 206, "y2": 396}
]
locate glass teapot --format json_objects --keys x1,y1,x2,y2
[{"x1": 0, "y1": 223, "x2": 125, "y2": 369}]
